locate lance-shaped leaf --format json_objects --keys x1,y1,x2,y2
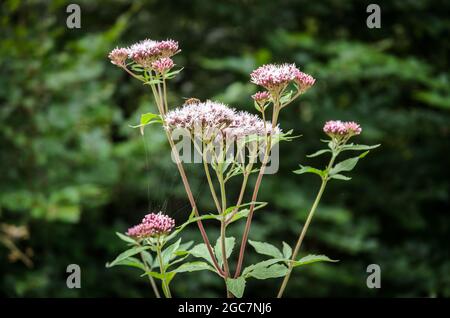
[
  {"x1": 189, "y1": 243, "x2": 215, "y2": 267},
  {"x1": 282, "y1": 242, "x2": 292, "y2": 259},
  {"x1": 329, "y1": 174, "x2": 352, "y2": 181},
  {"x1": 341, "y1": 144, "x2": 381, "y2": 152},
  {"x1": 248, "y1": 240, "x2": 283, "y2": 259},
  {"x1": 247, "y1": 263, "x2": 288, "y2": 280},
  {"x1": 329, "y1": 151, "x2": 370, "y2": 176},
  {"x1": 172, "y1": 261, "x2": 215, "y2": 273},
  {"x1": 107, "y1": 256, "x2": 146, "y2": 271},
  {"x1": 161, "y1": 238, "x2": 181, "y2": 265},
  {"x1": 293, "y1": 165, "x2": 325, "y2": 178},
  {"x1": 293, "y1": 254, "x2": 339, "y2": 267},
  {"x1": 106, "y1": 245, "x2": 151, "y2": 268},
  {"x1": 115, "y1": 232, "x2": 137, "y2": 245},
  {"x1": 243, "y1": 259, "x2": 282, "y2": 277},
  {"x1": 307, "y1": 149, "x2": 331, "y2": 158}
]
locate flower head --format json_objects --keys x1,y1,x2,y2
[
  {"x1": 251, "y1": 91, "x2": 271, "y2": 103},
  {"x1": 108, "y1": 47, "x2": 129, "y2": 66},
  {"x1": 152, "y1": 57, "x2": 174, "y2": 73},
  {"x1": 344, "y1": 121, "x2": 362, "y2": 135},
  {"x1": 126, "y1": 212, "x2": 175, "y2": 238},
  {"x1": 250, "y1": 63, "x2": 300, "y2": 91},
  {"x1": 128, "y1": 39, "x2": 179, "y2": 68},
  {"x1": 323, "y1": 120, "x2": 362, "y2": 138},
  {"x1": 164, "y1": 100, "x2": 279, "y2": 140},
  {"x1": 295, "y1": 71, "x2": 316, "y2": 93}
]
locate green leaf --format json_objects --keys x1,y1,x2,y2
[
  {"x1": 329, "y1": 174, "x2": 352, "y2": 181},
  {"x1": 106, "y1": 256, "x2": 146, "y2": 271},
  {"x1": 293, "y1": 254, "x2": 339, "y2": 267},
  {"x1": 106, "y1": 246, "x2": 151, "y2": 268},
  {"x1": 214, "y1": 237, "x2": 235, "y2": 268},
  {"x1": 175, "y1": 241, "x2": 194, "y2": 256},
  {"x1": 282, "y1": 242, "x2": 292, "y2": 259},
  {"x1": 226, "y1": 277, "x2": 246, "y2": 298},
  {"x1": 242, "y1": 259, "x2": 282, "y2": 277},
  {"x1": 172, "y1": 261, "x2": 214, "y2": 273},
  {"x1": 144, "y1": 78, "x2": 163, "y2": 85},
  {"x1": 189, "y1": 243, "x2": 215, "y2": 266},
  {"x1": 161, "y1": 238, "x2": 181, "y2": 265},
  {"x1": 143, "y1": 271, "x2": 165, "y2": 280},
  {"x1": 223, "y1": 201, "x2": 267, "y2": 224},
  {"x1": 307, "y1": 149, "x2": 331, "y2": 158},
  {"x1": 248, "y1": 240, "x2": 283, "y2": 259},
  {"x1": 293, "y1": 165, "x2": 324, "y2": 178},
  {"x1": 247, "y1": 264, "x2": 288, "y2": 280},
  {"x1": 341, "y1": 144, "x2": 381, "y2": 152},
  {"x1": 223, "y1": 201, "x2": 267, "y2": 216},
  {"x1": 329, "y1": 151, "x2": 370, "y2": 175},
  {"x1": 165, "y1": 213, "x2": 217, "y2": 243},
  {"x1": 115, "y1": 232, "x2": 136, "y2": 245},
  {"x1": 129, "y1": 112, "x2": 162, "y2": 135}
]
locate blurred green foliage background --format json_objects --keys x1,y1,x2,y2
[{"x1": 1, "y1": 0, "x2": 449, "y2": 297}]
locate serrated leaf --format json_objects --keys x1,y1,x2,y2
[
  {"x1": 248, "y1": 240, "x2": 283, "y2": 259},
  {"x1": 307, "y1": 149, "x2": 331, "y2": 158},
  {"x1": 282, "y1": 242, "x2": 292, "y2": 259},
  {"x1": 243, "y1": 259, "x2": 282, "y2": 277},
  {"x1": 172, "y1": 261, "x2": 214, "y2": 273},
  {"x1": 293, "y1": 254, "x2": 339, "y2": 267},
  {"x1": 329, "y1": 174, "x2": 352, "y2": 181},
  {"x1": 293, "y1": 165, "x2": 324, "y2": 178},
  {"x1": 330, "y1": 151, "x2": 369, "y2": 175},
  {"x1": 248, "y1": 264, "x2": 288, "y2": 280},
  {"x1": 214, "y1": 237, "x2": 235, "y2": 268},
  {"x1": 115, "y1": 232, "x2": 137, "y2": 245},
  {"x1": 189, "y1": 243, "x2": 215, "y2": 266},
  {"x1": 106, "y1": 246, "x2": 151, "y2": 268},
  {"x1": 226, "y1": 277, "x2": 246, "y2": 298}
]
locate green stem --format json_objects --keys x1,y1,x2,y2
[
  {"x1": 156, "y1": 239, "x2": 172, "y2": 298},
  {"x1": 139, "y1": 250, "x2": 161, "y2": 298},
  {"x1": 277, "y1": 153, "x2": 337, "y2": 298},
  {"x1": 218, "y1": 161, "x2": 232, "y2": 297},
  {"x1": 202, "y1": 142, "x2": 222, "y2": 214}
]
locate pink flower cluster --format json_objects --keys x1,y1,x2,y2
[
  {"x1": 126, "y1": 212, "x2": 175, "y2": 238},
  {"x1": 108, "y1": 47, "x2": 129, "y2": 66},
  {"x1": 164, "y1": 100, "x2": 280, "y2": 140},
  {"x1": 250, "y1": 63, "x2": 315, "y2": 93},
  {"x1": 128, "y1": 39, "x2": 179, "y2": 67},
  {"x1": 151, "y1": 57, "x2": 174, "y2": 73},
  {"x1": 323, "y1": 120, "x2": 362, "y2": 137},
  {"x1": 108, "y1": 38, "x2": 179, "y2": 69},
  {"x1": 295, "y1": 71, "x2": 316, "y2": 92},
  {"x1": 251, "y1": 91, "x2": 271, "y2": 103}
]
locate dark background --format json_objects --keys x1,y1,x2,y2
[{"x1": 1, "y1": 0, "x2": 449, "y2": 297}]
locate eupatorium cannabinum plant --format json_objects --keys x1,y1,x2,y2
[{"x1": 106, "y1": 38, "x2": 379, "y2": 298}]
